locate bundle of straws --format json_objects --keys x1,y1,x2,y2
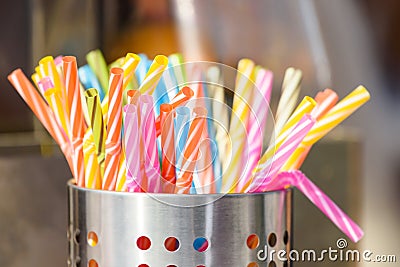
[{"x1": 7, "y1": 50, "x2": 369, "y2": 242}]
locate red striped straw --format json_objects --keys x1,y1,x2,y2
[
  {"x1": 7, "y1": 69, "x2": 74, "y2": 173},
  {"x1": 160, "y1": 103, "x2": 176, "y2": 193},
  {"x1": 124, "y1": 104, "x2": 142, "y2": 192},
  {"x1": 175, "y1": 107, "x2": 207, "y2": 194},
  {"x1": 155, "y1": 86, "x2": 194, "y2": 136},
  {"x1": 103, "y1": 67, "x2": 124, "y2": 190},
  {"x1": 63, "y1": 56, "x2": 86, "y2": 187},
  {"x1": 139, "y1": 95, "x2": 162, "y2": 193}
]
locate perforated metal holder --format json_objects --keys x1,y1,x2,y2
[{"x1": 67, "y1": 180, "x2": 293, "y2": 267}]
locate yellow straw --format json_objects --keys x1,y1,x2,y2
[
  {"x1": 139, "y1": 55, "x2": 168, "y2": 95},
  {"x1": 281, "y1": 85, "x2": 370, "y2": 171},
  {"x1": 44, "y1": 87, "x2": 71, "y2": 139},
  {"x1": 83, "y1": 128, "x2": 102, "y2": 189},
  {"x1": 221, "y1": 58, "x2": 255, "y2": 193}
]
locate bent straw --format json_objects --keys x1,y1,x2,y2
[
  {"x1": 155, "y1": 86, "x2": 194, "y2": 136},
  {"x1": 160, "y1": 104, "x2": 176, "y2": 193},
  {"x1": 103, "y1": 68, "x2": 124, "y2": 190},
  {"x1": 63, "y1": 56, "x2": 86, "y2": 187},
  {"x1": 247, "y1": 114, "x2": 315, "y2": 193},
  {"x1": 124, "y1": 104, "x2": 142, "y2": 192},
  {"x1": 236, "y1": 68, "x2": 273, "y2": 192},
  {"x1": 7, "y1": 69, "x2": 74, "y2": 173},
  {"x1": 222, "y1": 58, "x2": 255, "y2": 193},
  {"x1": 139, "y1": 55, "x2": 169, "y2": 95},
  {"x1": 175, "y1": 107, "x2": 207, "y2": 194},
  {"x1": 265, "y1": 171, "x2": 364, "y2": 242},
  {"x1": 281, "y1": 86, "x2": 370, "y2": 171}
]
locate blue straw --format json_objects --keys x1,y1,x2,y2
[{"x1": 78, "y1": 65, "x2": 105, "y2": 101}]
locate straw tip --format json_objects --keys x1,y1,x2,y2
[
  {"x1": 356, "y1": 85, "x2": 371, "y2": 99},
  {"x1": 154, "y1": 55, "x2": 169, "y2": 66},
  {"x1": 62, "y1": 56, "x2": 77, "y2": 63},
  {"x1": 110, "y1": 67, "x2": 124, "y2": 75}
]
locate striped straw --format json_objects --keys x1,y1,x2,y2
[
  {"x1": 7, "y1": 69, "x2": 74, "y2": 174},
  {"x1": 311, "y1": 88, "x2": 339, "y2": 119},
  {"x1": 44, "y1": 86, "x2": 71, "y2": 139},
  {"x1": 160, "y1": 104, "x2": 176, "y2": 193},
  {"x1": 83, "y1": 128, "x2": 102, "y2": 189},
  {"x1": 39, "y1": 56, "x2": 64, "y2": 99},
  {"x1": 115, "y1": 151, "x2": 127, "y2": 192},
  {"x1": 175, "y1": 107, "x2": 207, "y2": 194},
  {"x1": 139, "y1": 55, "x2": 169, "y2": 95},
  {"x1": 265, "y1": 171, "x2": 364, "y2": 242},
  {"x1": 102, "y1": 68, "x2": 124, "y2": 190},
  {"x1": 86, "y1": 49, "x2": 109, "y2": 97},
  {"x1": 63, "y1": 56, "x2": 86, "y2": 187},
  {"x1": 221, "y1": 58, "x2": 255, "y2": 193},
  {"x1": 124, "y1": 104, "x2": 142, "y2": 192},
  {"x1": 281, "y1": 86, "x2": 370, "y2": 171},
  {"x1": 121, "y1": 53, "x2": 141, "y2": 90},
  {"x1": 272, "y1": 68, "x2": 302, "y2": 141},
  {"x1": 168, "y1": 53, "x2": 187, "y2": 89},
  {"x1": 247, "y1": 114, "x2": 315, "y2": 193},
  {"x1": 155, "y1": 86, "x2": 194, "y2": 136},
  {"x1": 139, "y1": 95, "x2": 162, "y2": 193},
  {"x1": 236, "y1": 68, "x2": 273, "y2": 192},
  {"x1": 85, "y1": 88, "x2": 106, "y2": 175}
]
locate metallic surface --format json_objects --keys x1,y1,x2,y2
[{"x1": 68, "y1": 182, "x2": 292, "y2": 267}]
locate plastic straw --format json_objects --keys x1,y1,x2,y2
[
  {"x1": 311, "y1": 88, "x2": 339, "y2": 119},
  {"x1": 44, "y1": 86, "x2": 71, "y2": 139},
  {"x1": 39, "y1": 56, "x2": 65, "y2": 100},
  {"x1": 83, "y1": 128, "x2": 102, "y2": 189},
  {"x1": 222, "y1": 59, "x2": 255, "y2": 193},
  {"x1": 79, "y1": 65, "x2": 105, "y2": 101},
  {"x1": 265, "y1": 171, "x2": 364, "y2": 242},
  {"x1": 7, "y1": 69, "x2": 74, "y2": 173},
  {"x1": 139, "y1": 95, "x2": 162, "y2": 193},
  {"x1": 63, "y1": 56, "x2": 86, "y2": 187},
  {"x1": 272, "y1": 68, "x2": 302, "y2": 141},
  {"x1": 236, "y1": 68, "x2": 273, "y2": 192},
  {"x1": 281, "y1": 86, "x2": 370, "y2": 171},
  {"x1": 247, "y1": 114, "x2": 315, "y2": 193},
  {"x1": 155, "y1": 86, "x2": 194, "y2": 136},
  {"x1": 160, "y1": 104, "x2": 176, "y2": 193},
  {"x1": 86, "y1": 49, "x2": 109, "y2": 97},
  {"x1": 85, "y1": 88, "x2": 106, "y2": 174},
  {"x1": 175, "y1": 107, "x2": 207, "y2": 194},
  {"x1": 139, "y1": 55, "x2": 169, "y2": 95},
  {"x1": 103, "y1": 68, "x2": 124, "y2": 190},
  {"x1": 124, "y1": 104, "x2": 142, "y2": 192},
  {"x1": 121, "y1": 53, "x2": 141, "y2": 90},
  {"x1": 168, "y1": 53, "x2": 187, "y2": 88}
]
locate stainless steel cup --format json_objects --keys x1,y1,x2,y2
[{"x1": 67, "y1": 180, "x2": 292, "y2": 267}]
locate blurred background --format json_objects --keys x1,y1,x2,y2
[{"x1": 0, "y1": 0, "x2": 399, "y2": 266}]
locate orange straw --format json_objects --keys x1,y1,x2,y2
[
  {"x1": 160, "y1": 104, "x2": 176, "y2": 193},
  {"x1": 63, "y1": 56, "x2": 87, "y2": 187},
  {"x1": 155, "y1": 86, "x2": 194, "y2": 136},
  {"x1": 102, "y1": 67, "x2": 124, "y2": 190},
  {"x1": 175, "y1": 107, "x2": 207, "y2": 194},
  {"x1": 7, "y1": 69, "x2": 74, "y2": 174}
]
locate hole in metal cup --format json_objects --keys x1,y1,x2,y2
[
  {"x1": 88, "y1": 259, "x2": 98, "y2": 267},
  {"x1": 137, "y1": 236, "x2": 151, "y2": 250},
  {"x1": 164, "y1": 237, "x2": 180, "y2": 252},
  {"x1": 268, "y1": 261, "x2": 276, "y2": 267},
  {"x1": 193, "y1": 237, "x2": 209, "y2": 252},
  {"x1": 268, "y1": 233, "x2": 277, "y2": 247},
  {"x1": 246, "y1": 234, "x2": 260, "y2": 249},
  {"x1": 283, "y1": 230, "x2": 289, "y2": 245},
  {"x1": 138, "y1": 264, "x2": 149, "y2": 267},
  {"x1": 87, "y1": 231, "x2": 98, "y2": 247},
  {"x1": 247, "y1": 262, "x2": 259, "y2": 267}
]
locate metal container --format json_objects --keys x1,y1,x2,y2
[{"x1": 68, "y1": 181, "x2": 292, "y2": 267}]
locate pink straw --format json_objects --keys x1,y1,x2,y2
[
  {"x1": 124, "y1": 104, "x2": 142, "y2": 192},
  {"x1": 237, "y1": 69, "x2": 273, "y2": 192},
  {"x1": 247, "y1": 114, "x2": 315, "y2": 193},
  {"x1": 265, "y1": 170, "x2": 364, "y2": 242},
  {"x1": 139, "y1": 95, "x2": 162, "y2": 193}
]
